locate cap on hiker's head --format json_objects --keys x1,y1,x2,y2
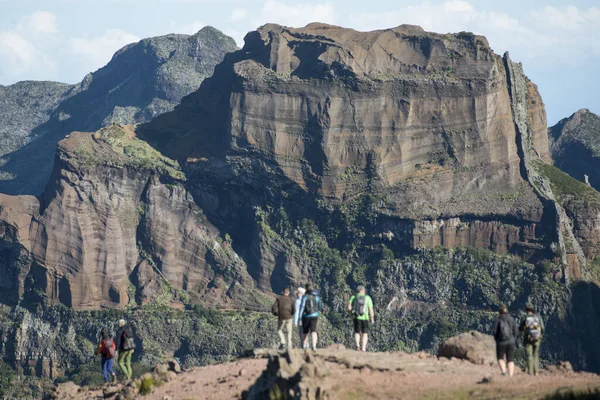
[
  {"x1": 118, "y1": 319, "x2": 127, "y2": 327},
  {"x1": 357, "y1": 285, "x2": 365, "y2": 293},
  {"x1": 525, "y1": 304, "x2": 535, "y2": 312},
  {"x1": 297, "y1": 287, "x2": 306, "y2": 294}
]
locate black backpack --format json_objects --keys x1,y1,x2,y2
[
  {"x1": 497, "y1": 318, "x2": 512, "y2": 342},
  {"x1": 353, "y1": 295, "x2": 367, "y2": 316},
  {"x1": 122, "y1": 330, "x2": 136, "y2": 351},
  {"x1": 304, "y1": 294, "x2": 318, "y2": 315}
]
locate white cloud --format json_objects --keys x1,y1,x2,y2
[
  {"x1": 17, "y1": 11, "x2": 58, "y2": 34},
  {"x1": 229, "y1": 1, "x2": 336, "y2": 46},
  {"x1": 0, "y1": 31, "x2": 55, "y2": 78},
  {"x1": 258, "y1": 0, "x2": 336, "y2": 28},
  {"x1": 69, "y1": 29, "x2": 139, "y2": 73},
  {"x1": 179, "y1": 20, "x2": 205, "y2": 35},
  {"x1": 0, "y1": 11, "x2": 58, "y2": 83},
  {"x1": 349, "y1": 1, "x2": 599, "y2": 64},
  {"x1": 231, "y1": 8, "x2": 247, "y2": 22}
]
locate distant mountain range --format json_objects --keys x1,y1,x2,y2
[{"x1": 0, "y1": 26, "x2": 237, "y2": 195}]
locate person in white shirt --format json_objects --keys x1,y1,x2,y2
[{"x1": 293, "y1": 287, "x2": 306, "y2": 348}]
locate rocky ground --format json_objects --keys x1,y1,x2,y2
[{"x1": 52, "y1": 346, "x2": 600, "y2": 400}]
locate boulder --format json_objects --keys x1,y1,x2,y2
[{"x1": 438, "y1": 331, "x2": 496, "y2": 365}]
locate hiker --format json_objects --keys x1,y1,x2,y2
[
  {"x1": 272, "y1": 287, "x2": 296, "y2": 349},
  {"x1": 520, "y1": 304, "x2": 545, "y2": 376},
  {"x1": 95, "y1": 328, "x2": 117, "y2": 383},
  {"x1": 298, "y1": 284, "x2": 322, "y2": 351},
  {"x1": 348, "y1": 285, "x2": 374, "y2": 352},
  {"x1": 293, "y1": 287, "x2": 306, "y2": 347},
  {"x1": 114, "y1": 319, "x2": 135, "y2": 380},
  {"x1": 492, "y1": 305, "x2": 518, "y2": 376}
]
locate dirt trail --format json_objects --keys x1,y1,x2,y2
[{"x1": 53, "y1": 348, "x2": 600, "y2": 399}]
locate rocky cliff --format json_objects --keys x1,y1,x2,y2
[
  {"x1": 550, "y1": 108, "x2": 600, "y2": 191},
  {"x1": 0, "y1": 27, "x2": 237, "y2": 195},
  {"x1": 1, "y1": 22, "x2": 600, "y2": 379},
  {"x1": 2, "y1": 23, "x2": 598, "y2": 309}
]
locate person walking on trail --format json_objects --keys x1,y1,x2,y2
[
  {"x1": 298, "y1": 284, "x2": 322, "y2": 351},
  {"x1": 96, "y1": 328, "x2": 117, "y2": 383},
  {"x1": 520, "y1": 304, "x2": 545, "y2": 376},
  {"x1": 492, "y1": 305, "x2": 518, "y2": 376},
  {"x1": 348, "y1": 285, "x2": 374, "y2": 352},
  {"x1": 272, "y1": 288, "x2": 296, "y2": 350},
  {"x1": 293, "y1": 287, "x2": 306, "y2": 348},
  {"x1": 114, "y1": 319, "x2": 135, "y2": 380}
]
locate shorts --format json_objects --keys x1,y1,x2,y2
[
  {"x1": 496, "y1": 342, "x2": 516, "y2": 362},
  {"x1": 302, "y1": 317, "x2": 318, "y2": 334},
  {"x1": 353, "y1": 319, "x2": 369, "y2": 334}
]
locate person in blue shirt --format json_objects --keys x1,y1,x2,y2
[
  {"x1": 293, "y1": 287, "x2": 306, "y2": 348},
  {"x1": 297, "y1": 284, "x2": 322, "y2": 351}
]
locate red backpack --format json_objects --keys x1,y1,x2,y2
[{"x1": 102, "y1": 339, "x2": 116, "y2": 359}]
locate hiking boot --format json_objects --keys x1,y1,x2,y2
[
  {"x1": 311, "y1": 346, "x2": 317, "y2": 352},
  {"x1": 355, "y1": 347, "x2": 361, "y2": 351},
  {"x1": 111, "y1": 373, "x2": 117, "y2": 383},
  {"x1": 278, "y1": 344, "x2": 286, "y2": 350}
]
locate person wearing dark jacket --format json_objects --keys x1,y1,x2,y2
[
  {"x1": 492, "y1": 305, "x2": 518, "y2": 376},
  {"x1": 114, "y1": 319, "x2": 135, "y2": 380},
  {"x1": 519, "y1": 304, "x2": 545, "y2": 375},
  {"x1": 272, "y1": 288, "x2": 296, "y2": 349}
]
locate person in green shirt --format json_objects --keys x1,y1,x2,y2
[{"x1": 348, "y1": 285, "x2": 374, "y2": 352}]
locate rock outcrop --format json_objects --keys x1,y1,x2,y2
[
  {"x1": 550, "y1": 108, "x2": 600, "y2": 191},
  {"x1": 0, "y1": 27, "x2": 237, "y2": 195},
  {"x1": 438, "y1": 331, "x2": 496, "y2": 365}
]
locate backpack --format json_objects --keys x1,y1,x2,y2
[
  {"x1": 122, "y1": 330, "x2": 136, "y2": 351},
  {"x1": 525, "y1": 315, "x2": 542, "y2": 342},
  {"x1": 497, "y1": 318, "x2": 513, "y2": 342},
  {"x1": 353, "y1": 295, "x2": 367, "y2": 316},
  {"x1": 102, "y1": 339, "x2": 116, "y2": 359},
  {"x1": 304, "y1": 294, "x2": 318, "y2": 315}
]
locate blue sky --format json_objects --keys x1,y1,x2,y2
[{"x1": 0, "y1": 0, "x2": 599, "y2": 125}]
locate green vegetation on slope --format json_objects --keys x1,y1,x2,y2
[
  {"x1": 532, "y1": 160, "x2": 600, "y2": 205},
  {"x1": 72, "y1": 124, "x2": 185, "y2": 179}
]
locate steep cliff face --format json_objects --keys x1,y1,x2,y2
[
  {"x1": 0, "y1": 27, "x2": 237, "y2": 195},
  {"x1": 550, "y1": 109, "x2": 600, "y2": 190},
  {"x1": 2, "y1": 23, "x2": 599, "y2": 311},
  {"x1": 0, "y1": 125, "x2": 267, "y2": 309}
]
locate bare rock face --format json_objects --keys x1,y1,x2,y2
[
  {"x1": 438, "y1": 331, "x2": 496, "y2": 365},
  {"x1": 0, "y1": 125, "x2": 264, "y2": 309},
  {"x1": 1, "y1": 23, "x2": 598, "y2": 309}
]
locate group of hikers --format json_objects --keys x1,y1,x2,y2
[
  {"x1": 273, "y1": 285, "x2": 545, "y2": 376},
  {"x1": 272, "y1": 284, "x2": 375, "y2": 352},
  {"x1": 94, "y1": 287, "x2": 543, "y2": 383},
  {"x1": 95, "y1": 319, "x2": 136, "y2": 383}
]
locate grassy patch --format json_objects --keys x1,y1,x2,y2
[
  {"x1": 138, "y1": 375, "x2": 154, "y2": 395},
  {"x1": 532, "y1": 160, "x2": 600, "y2": 205},
  {"x1": 73, "y1": 124, "x2": 185, "y2": 180}
]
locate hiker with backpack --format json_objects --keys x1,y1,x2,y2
[
  {"x1": 297, "y1": 284, "x2": 322, "y2": 351},
  {"x1": 272, "y1": 287, "x2": 296, "y2": 350},
  {"x1": 492, "y1": 305, "x2": 518, "y2": 376},
  {"x1": 96, "y1": 328, "x2": 117, "y2": 383},
  {"x1": 294, "y1": 287, "x2": 307, "y2": 347},
  {"x1": 114, "y1": 319, "x2": 136, "y2": 380},
  {"x1": 348, "y1": 285, "x2": 374, "y2": 352},
  {"x1": 520, "y1": 304, "x2": 545, "y2": 375}
]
